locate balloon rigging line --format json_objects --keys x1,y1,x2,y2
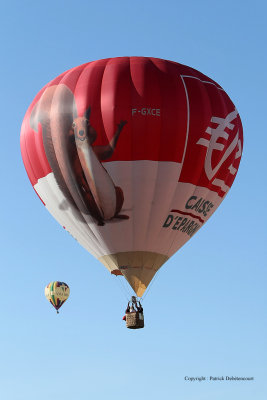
[
  {"x1": 141, "y1": 270, "x2": 160, "y2": 301},
  {"x1": 122, "y1": 277, "x2": 134, "y2": 299},
  {"x1": 114, "y1": 276, "x2": 131, "y2": 301}
]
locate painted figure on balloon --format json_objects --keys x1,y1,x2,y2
[{"x1": 30, "y1": 84, "x2": 128, "y2": 226}]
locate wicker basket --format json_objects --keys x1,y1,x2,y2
[{"x1": 126, "y1": 312, "x2": 144, "y2": 329}]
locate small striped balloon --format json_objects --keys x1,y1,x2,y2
[{"x1": 45, "y1": 281, "x2": 70, "y2": 313}]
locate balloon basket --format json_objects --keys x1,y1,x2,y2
[{"x1": 126, "y1": 312, "x2": 144, "y2": 329}]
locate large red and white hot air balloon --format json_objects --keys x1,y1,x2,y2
[{"x1": 20, "y1": 57, "x2": 243, "y2": 297}]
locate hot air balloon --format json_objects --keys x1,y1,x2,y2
[
  {"x1": 45, "y1": 281, "x2": 70, "y2": 313},
  {"x1": 21, "y1": 57, "x2": 243, "y2": 308}
]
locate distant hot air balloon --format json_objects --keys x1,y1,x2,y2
[
  {"x1": 21, "y1": 57, "x2": 243, "y2": 299},
  {"x1": 45, "y1": 281, "x2": 70, "y2": 313}
]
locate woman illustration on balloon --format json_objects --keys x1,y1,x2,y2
[{"x1": 30, "y1": 84, "x2": 129, "y2": 226}]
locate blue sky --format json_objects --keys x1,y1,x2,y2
[{"x1": 0, "y1": 1, "x2": 266, "y2": 399}]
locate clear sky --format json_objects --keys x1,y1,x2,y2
[{"x1": 0, "y1": 1, "x2": 266, "y2": 399}]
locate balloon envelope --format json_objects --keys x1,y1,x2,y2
[
  {"x1": 21, "y1": 57, "x2": 243, "y2": 296},
  {"x1": 45, "y1": 281, "x2": 70, "y2": 311}
]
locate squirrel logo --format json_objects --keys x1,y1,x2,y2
[{"x1": 30, "y1": 84, "x2": 128, "y2": 226}]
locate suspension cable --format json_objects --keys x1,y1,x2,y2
[
  {"x1": 141, "y1": 270, "x2": 160, "y2": 302},
  {"x1": 113, "y1": 275, "x2": 132, "y2": 301}
]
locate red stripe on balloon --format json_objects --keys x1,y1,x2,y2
[{"x1": 170, "y1": 209, "x2": 204, "y2": 223}]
